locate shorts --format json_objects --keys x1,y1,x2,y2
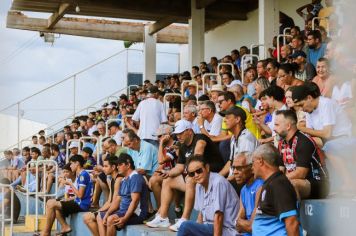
[
  {"x1": 60, "y1": 200, "x2": 84, "y2": 217},
  {"x1": 114, "y1": 212, "x2": 144, "y2": 231},
  {"x1": 309, "y1": 179, "x2": 329, "y2": 199}
]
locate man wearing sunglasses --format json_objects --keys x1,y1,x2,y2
[
  {"x1": 178, "y1": 156, "x2": 239, "y2": 236},
  {"x1": 146, "y1": 119, "x2": 225, "y2": 231},
  {"x1": 233, "y1": 152, "x2": 263, "y2": 236}
]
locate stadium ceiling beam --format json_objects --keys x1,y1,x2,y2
[
  {"x1": 47, "y1": 3, "x2": 70, "y2": 29},
  {"x1": 196, "y1": 0, "x2": 217, "y2": 9},
  {"x1": 6, "y1": 12, "x2": 188, "y2": 44},
  {"x1": 148, "y1": 17, "x2": 177, "y2": 35}
]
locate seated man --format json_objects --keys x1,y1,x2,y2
[
  {"x1": 274, "y1": 110, "x2": 329, "y2": 199},
  {"x1": 38, "y1": 155, "x2": 93, "y2": 236},
  {"x1": 178, "y1": 156, "x2": 239, "y2": 236},
  {"x1": 0, "y1": 178, "x2": 21, "y2": 223},
  {"x1": 105, "y1": 153, "x2": 148, "y2": 235},
  {"x1": 146, "y1": 120, "x2": 225, "y2": 231},
  {"x1": 233, "y1": 153, "x2": 263, "y2": 235},
  {"x1": 83, "y1": 156, "x2": 122, "y2": 236}
]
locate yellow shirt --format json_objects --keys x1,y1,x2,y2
[
  {"x1": 221, "y1": 105, "x2": 261, "y2": 140},
  {"x1": 318, "y1": 7, "x2": 334, "y2": 29}
]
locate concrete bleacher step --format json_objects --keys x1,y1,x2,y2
[{"x1": 4, "y1": 215, "x2": 56, "y2": 236}]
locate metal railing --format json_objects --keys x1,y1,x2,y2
[
  {"x1": 181, "y1": 80, "x2": 199, "y2": 102},
  {"x1": 105, "y1": 119, "x2": 122, "y2": 137},
  {"x1": 277, "y1": 34, "x2": 293, "y2": 62},
  {"x1": 163, "y1": 93, "x2": 183, "y2": 120},
  {"x1": 312, "y1": 16, "x2": 330, "y2": 34},
  {"x1": 0, "y1": 183, "x2": 14, "y2": 236},
  {"x1": 250, "y1": 44, "x2": 267, "y2": 60},
  {"x1": 0, "y1": 48, "x2": 180, "y2": 154},
  {"x1": 65, "y1": 139, "x2": 79, "y2": 163},
  {"x1": 283, "y1": 27, "x2": 291, "y2": 45},
  {"x1": 218, "y1": 63, "x2": 235, "y2": 76},
  {"x1": 202, "y1": 73, "x2": 220, "y2": 94},
  {"x1": 26, "y1": 160, "x2": 58, "y2": 232}
]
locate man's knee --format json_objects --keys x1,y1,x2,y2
[
  {"x1": 83, "y1": 212, "x2": 95, "y2": 224},
  {"x1": 46, "y1": 199, "x2": 59, "y2": 209},
  {"x1": 107, "y1": 215, "x2": 118, "y2": 226},
  {"x1": 179, "y1": 221, "x2": 193, "y2": 234}
]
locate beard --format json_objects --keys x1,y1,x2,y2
[{"x1": 308, "y1": 44, "x2": 316, "y2": 49}]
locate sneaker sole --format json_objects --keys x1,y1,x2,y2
[{"x1": 146, "y1": 223, "x2": 171, "y2": 228}]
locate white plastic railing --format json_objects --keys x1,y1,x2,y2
[
  {"x1": 78, "y1": 136, "x2": 98, "y2": 152},
  {"x1": 218, "y1": 63, "x2": 235, "y2": 76},
  {"x1": 26, "y1": 160, "x2": 58, "y2": 231},
  {"x1": 283, "y1": 27, "x2": 291, "y2": 45},
  {"x1": 44, "y1": 127, "x2": 55, "y2": 143},
  {"x1": 0, "y1": 183, "x2": 14, "y2": 236},
  {"x1": 250, "y1": 44, "x2": 267, "y2": 60},
  {"x1": 181, "y1": 80, "x2": 199, "y2": 102},
  {"x1": 20, "y1": 138, "x2": 33, "y2": 149},
  {"x1": 202, "y1": 73, "x2": 220, "y2": 94},
  {"x1": 277, "y1": 34, "x2": 293, "y2": 62},
  {"x1": 312, "y1": 16, "x2": 330, "y2": 35},
  {"x1": 107, "y1": 96, "x2": 118, "y2": 104},
  {"x1": 66, "y1": 139, "x2": 80, "y2": 163},
  {"x1": 163, "y1": 93, "x2": 183, "y2": 119},
  {"x1": 128, "y1": 85, "x2": 139, "y2": 95},
  {"x1": 241, "y1": 54, "x2": 260, "y2": 85},
  {"x1": 86, "y1": 106, "x2": 97, "y2": 114}
]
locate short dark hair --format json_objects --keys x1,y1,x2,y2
[
  {"x1": 187, "y1": 155, "x2": 208, "y2": 168},
  {"x1": 69, "y1": 155, "x2": 86, "y2": 167},
  {"x1": 275, "y1": 110, "x2": 297, "y2": 125},
  {"x1": 107, "y1": 138, "x2": 117, "y2": 146},
  {"x1": 117, "y1": 153, "x2": 135, "y2": 170},
  {"x1": 307, "y1": 30, "x2": 322, "y2": 42},
  {"x1": 51, "y1": 144, "x2": 60, "y2": 153},
  {"x1": 104, "y1": 155, "x2": 119, "y2": 167},
  {"x1": 32, "y1": 135, "x2": 38, "y2": 139},
  {"x1": 220, "y1": 91, "x2": 236, "y2": 104},
  {"x1": 221, "y1": 72, "x2": 234, "y2": 80},
  {"x1": 291, "y1": 82, "x2": 321, "y2": 102},
  {"x1": 264, "y1": 86, "x2": 285, "y2": 102},
  {"x1": 22, "y1": 146, "x2": 30, "y2": 152},
  {"x1": 63, "y1": 163, "x2": 72, "y2": 171},
  {"x1": 30, "y1": 147, "x2": 41, "y2": 156}
]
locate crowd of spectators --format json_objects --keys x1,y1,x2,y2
[{"x1": 1, "y1": 0, "x2": 356, "y2": 235}]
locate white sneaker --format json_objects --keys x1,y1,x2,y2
[
  {"x1": 168, "y1": 218, "x2": 186, "y2": 232},
  {"x1": 146, "y1": 214, "x2": 171, "y2": 228}
]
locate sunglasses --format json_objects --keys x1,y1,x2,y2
[
  {"x1": 188, "y1": 167, "x2": 204, "y2": 177},
  {"x1": 231, "y1": 164, "x2": 252, "y2": 171}
]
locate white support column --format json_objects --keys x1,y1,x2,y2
[
  {"x1": 258, "y1": 0, "x2": 279, "y2": 59},
  {"x1": 144, "y1": 25, "x2": 157, "y2": 83},
  {"x1": 189, "y1": 0, "x2": 205, "y2": 68}
]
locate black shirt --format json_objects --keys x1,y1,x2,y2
[
  {"x1": 169, "y1": 97, "x2": 182, "y2": 112},
  {"x1": 256, "y1": 171, "x2": 298, "y2": 218},
  {"x1": 278, "y1": 131, "x2": 328, "y2": 182},
  {"x1": 177, "y1": 134, "x2": 224, "y2": 172},
  {"x1": 4, "y1": 191, "x2": 21, "y2": 223}
]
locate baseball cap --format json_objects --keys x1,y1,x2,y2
[
  {"x1": 173, "y1": 120, "x2": 193, "y2": 134},
  {"x1": 210, "y1": 84, "x2": 223, "y2": 92},
  {"x1": 82, "y1": 147, "x2": 93, "y2": 156},
  {"x1": 226, "y1": 80, "x2": 243, "y2": 88},
  {"x1": 154, "y1": 124, "x2": 173, "y2": 136},
  {"x1": 147, "y1": 86, "x2": 159, "y2": 94},
  {"x1": 289, "y1": 50, "x2": 307, "y2": 59},
  {"x1": 68, "y1": 141, "x2": 79, "y2": 149},
  {"x1": 219, "y1": 106, "x2": 247, "y2": 122}
]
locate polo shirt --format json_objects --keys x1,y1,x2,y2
[
  {"x1": 203, "y1": 113, "x2": 223, "y2": 136},
  {"x1": 307, "y1": 43, "x2": 327, "y2": 69},
  {"x1": 194, "y1": 172, "x2": 239, "y2": 236},
  {"x1": 252, "y1": 171, "x2": 302, "y2": 236},
  {"x1": 118, "y1": 171, "x2": 148, "y2": 219},
  {"x1": 126, "y1": 140, "x2": 158, "y2": 176}
]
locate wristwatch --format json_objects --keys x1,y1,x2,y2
[{"x1": 199, "y1": 125, "x2": 204, "y2": 129}]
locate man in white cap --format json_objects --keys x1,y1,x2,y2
[{"x1": 146, "y1": 120, "x2": 225, "y2": 232}]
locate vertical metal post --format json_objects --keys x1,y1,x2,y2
[
  {"x1": 1, "y1": 186, "x2": 4, "y2": 236},
  {"x1": 73, "y1": 75, "x2": 76, "y2": 118},
  {"x1": 177, "y1": 52, "x2": 181, "y2": 73},
  {"x1": 17, "y1": 102, "x2": 20, "y2": 148},
  {"x1": 126, "y1": 49, "x2": 129, "y2": 91}
]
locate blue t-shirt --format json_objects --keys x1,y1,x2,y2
[
  {"x1": 118, "y1": 171, "x2": 148, "y2": 219},
  {"x1": 126, "y1": 140, "x2": 158, "y2": 176},
  {"x1": 240, "y1": 178, "x2": 264, "y2": 236},
  {"x1": 307, "y1": 43, "x2": 327, "y2": 69},
  {"x1": 74, "y1": 170, "x2": 93, "y2": 210},
  {"x1": 55, "y1": 153, "x2": 66, "y2": 169}
]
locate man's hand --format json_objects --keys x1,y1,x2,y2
[
  {"x1": 113, "y1": 216, "x2": 127, "y2": 228},
  {"x1": 197, "y1": 115, "x2": 204, "y2": 126},
  {"x1": 103, "y1": 213, "x2": 108, "y2": 226}
]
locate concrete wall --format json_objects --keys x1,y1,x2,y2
[{"x1": 0, "y1": 114, "x2": 47, "y2": 152}]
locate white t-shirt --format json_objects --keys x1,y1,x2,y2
[
  {"x1": 331, "y1": 81, "x2": 352, "y2": 108},
  {"x1": 132, "y1": 97, "x2": 168, "y2": 140},
  {"x1": 306, "y1": 96, "x2": 352, "y2": 137},
  {"x1": 191, "y1": 118, "x2": 201, "y2": 134},
  {"x1": 88, "y1": 125, "x2": 97, "y2": 136},
  {"x1": 203, "y1": 113, "x2": 223, "y2": 136},
  {"x1": 113, "y1": 130, "x2": 123, "y2": 146}
]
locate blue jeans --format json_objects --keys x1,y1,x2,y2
[{"x1": 177, "y1": 221, "x2": 214, "y2": 236}]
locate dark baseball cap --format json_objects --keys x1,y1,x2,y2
[
  {"x1": 219, "y1": 106, "x2": 247, "y2": 122},
  {"x1": 289, "y1": 50, "x2": 307, "y2": 59}
]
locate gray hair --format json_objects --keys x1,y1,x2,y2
[
  {"x1": 200, "y1": 100, "x2": 216, "y2": 113},
  {"x1": 228, "y1": 84, "x2": 244, "y2": 96},
  {"x1": 12, "y1": 148, "x2": 21, "y2": 155},
  {"x1": 234, "y1": 152, "x2": 253, "y2": 164},
  {"x1": 184, "y1": 105, "x2": 198, "y2": 116},
  {"x1": 252, "y1": 144, "x2": 280, "y2": 167},
  {"x1": 255, "y1": 77, "x2": 270, "y2": 91}
]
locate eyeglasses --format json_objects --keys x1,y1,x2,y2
[
  {"x1": 231, "y1": 164, "x2": 252, "y2": 171},
  {"x1": 187, "y1": 167, "x2": 204, "y2": 177}
]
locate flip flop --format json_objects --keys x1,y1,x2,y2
[{"x1": 55, "y1": 229, "x2": 72, "y2": 236}]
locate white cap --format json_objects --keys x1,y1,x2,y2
[
  {"x1": 173, "y1": 120, "x2": 193, "y2": 134},
  {"x1": 210, "y1": 84, "x2": 223, "y2": 92},
  {"x1": 68, "y1": 141, "x2": 79, "y2": 149},
  {"x1": 226, "y1": 80, "x2": 242, "y2": 88}
]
